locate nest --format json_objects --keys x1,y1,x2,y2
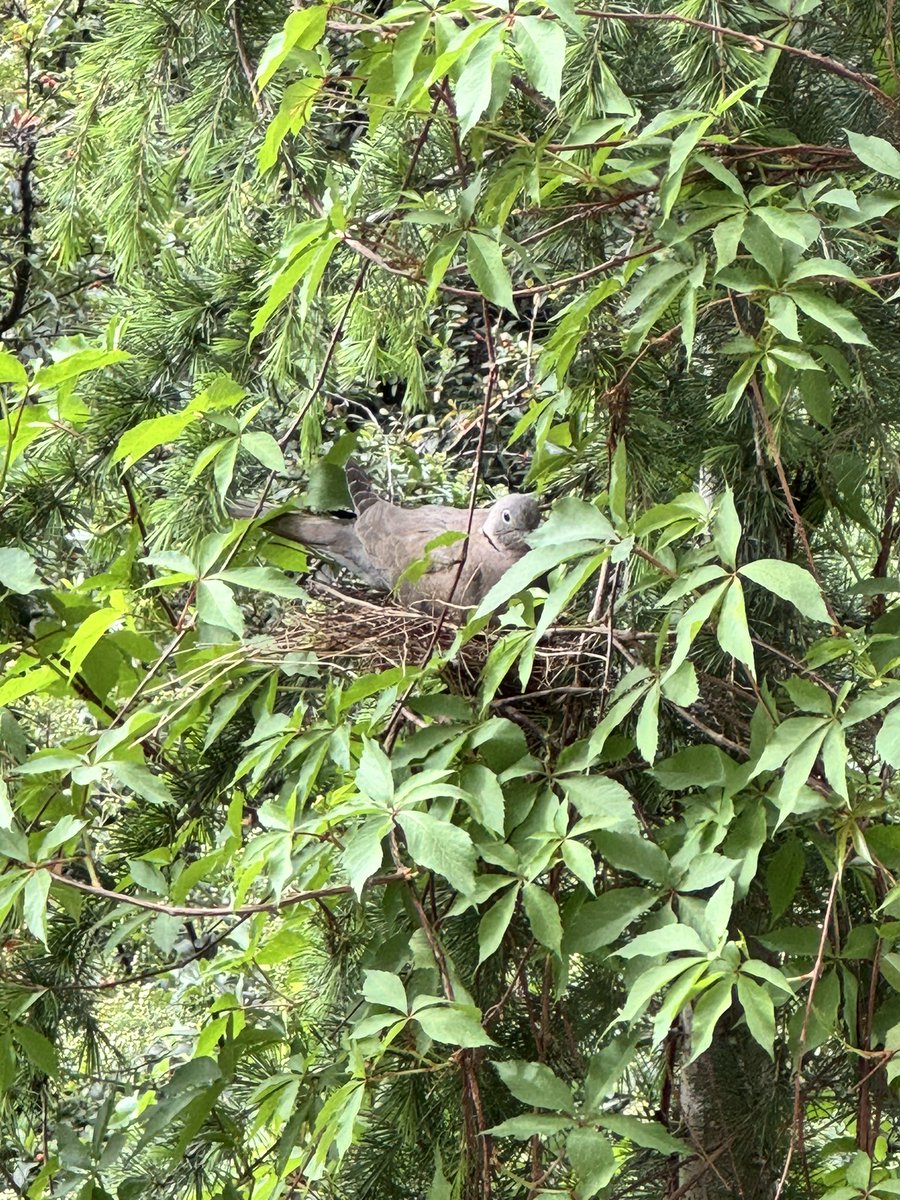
[{"x1": 248, "y1": 582, "x2": 619, "y2": 713}]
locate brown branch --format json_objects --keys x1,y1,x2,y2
[
  {"x1": 774, "y1": 866, "x2": 843, "y2": 1199},
  {"x1": 51, "y1": 869, "x2": 408, "y2": 917},
  {"x1": 231, "y1": 0, "x2": 268, "y2": 117},
  {"x1": 0, "y1": 134, "x2": 36, "y2": 334}
]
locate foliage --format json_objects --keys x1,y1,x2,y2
[{"x1": 2, "y1": 2, "x2": 900, "y2": 1199}]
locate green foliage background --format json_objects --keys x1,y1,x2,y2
[{"x1": 2, "y1": 1, "x2": 900, "y2": 1198}]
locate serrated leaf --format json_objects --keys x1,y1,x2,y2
[
  {"x1": 716, "y1": 578, "x2": 755, "y2": 675},
  {"x1": 257, "y1": 6, "x2": 328, "y2": 90},
  {"x1": 216, "y1": 566, "x2": 305, "y2": 599},
  {"x1": 454, "y1": 24, "x2": 503, "y2": 137},
  {"x1": 513, "y1": 15, "x2": 566, "y2": 104},
  {"x1": 687, "y1": 979, "x2": 734, "y2": 1062},
  {"x1": 240, "y1": 431, "x2": 286, "y2": 472},
  {"x1": 567, "y1": 1127, "x2": 616, "y2": 1199},
  {"x1": 635, "y1": 684, "x2": 660, "y2": 763},
  {"x1": 523, "y1": 882, "x2": 562, "y2": 955},
  {"x1": 712, "y1": 487, "x2": 741, "y2": 567},
  {"x1": 356, "y1": 740, "x2": 394, "y2": 806},
  {"x1": 739, "y1": 559, "x2": 831, "y2": 623},
  {"x1": 342, "y1": 817, "x2": 390, "y2": 899},
  {"x1": 12, "y1": 1023, "x2": 58, "y2": 1077},
  {"x1": 791, "y1": 288, "x2": 871, "y2": 347},
  {"x1": 488, "y1": 1114, "x2": 574, "y2": 1138},
  {"x1": 396, "y1": 810, "x2": 476, "y2": 894},
  {"x1": 478, "y1": 884, "x2": 519, "y2": 962},
  {"x1": 766, "y1": 837, "x2": 805, "y2": 920},
  {"x1": 847, "y1": 129, "x2": 900, "y2": 180},
  {"x1": 493, "y1": 1059, "x2": 574, "y2": 1112},
  {"x1": 599, "y1": 1113, "x2": 687, "y2": 1155},
  {"x1": 23, "y1": 870, "x2": 51, "y2": 944},
  {"x1": 416, "y1": 1002, "x2": 495, "y2": 1047},
  {"x1": 196, "y1": 579, "x2": 244, "y2": 636},
  {"x1": 363, "y1": 969, "x2": 407, "y2": 1013},
  {"x1": 736, "y1": 975, "x2": 775, "y2": 1058},
  {"x1": 0, "y1": 349, "x2": 28, "y2": 389},
  {"x1": 466, "y1": 231, "x2": 515, "y2": 312},
  {"x1": 563, "y1": 887, "x2": 656, "y2": 955}
]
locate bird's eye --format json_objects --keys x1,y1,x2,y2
[{"x1": 503, "y1": 510, "x2": 511, "y2": 523}]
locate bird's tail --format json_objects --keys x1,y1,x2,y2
[{"x1": 345, "y1": 460, "x2": 380, "y2": 515}]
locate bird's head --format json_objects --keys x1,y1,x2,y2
[{"x1": 483, "y1": 494, "x2": 541, "y2": 548}]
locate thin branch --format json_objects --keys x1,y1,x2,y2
[{"x1": 50, "y1": 869, "x2": 408, "y2": 917}]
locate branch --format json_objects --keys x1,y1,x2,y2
[
  {"x1": 51, "y1": 870, "x2": 409, "y2": 917},
  {"x1": 0, "y1": 133, "x2": 36, "y2": 334}
]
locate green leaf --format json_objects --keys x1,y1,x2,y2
[
  {"x1": 478, "y1": 884, "x2": 519, "y2": 962},
  {"x1": 460, "y1": 764, "x2": 505, "y2": 834},
  {"x1": 767, "y1": 837, "x2": 805, "y2": 920},
  {"x1": 392, "y1": 14, "x2": 429, "y2": 98},
  {"x1": 716, "y1": 578, "x2": 755, "y2": 675},
  {"x1": 488, "y1": 1114, "x2": 574, "y2": 1138},
  {"x1": 196, "y1": 579, "x2": 244, "y2": 636},
  {"x1": 790, "y1": 288, "x2": 871, "y2": 347},
  {"x1": 493, "y1": 1059, "x2": 574, "y2": 1113},
  {"x1": 598, "y1": 1113, "x2": 687, "y2": 1155},
  {"x1": 616, "y1": 923, "x2": 707, "y2": 959},
  {"x1": 23, "y1": 870, "x2": 51, "y2": 944},
  {"x1": 513, "y1": 15, "x2": 566, "y2": 104},
  {"x1": 256, "y1": 6, "x2": 328, "y2": 90},
  {"x1": 522, "y1": 883, "x2": 562, "y2": 955},
  {"x1": 466, "y1": 231, "x2": 515, "y2": 313},
  {"x1": 342, "y1": 817, "x2": 390, "y2": 899},
  {"x1": 415, "y1": 1003, "x2": 495, "y2": 1048},
  {"x1": 593, "y1": 832, "x2": 669, "y2": 885},
  {"x1": 563, "y1": 886, "x2": 656, "y2": 954},
  {"x1": 111, "y1": 412, "x2": 195, "y2": 468},
  {"x1": 0, "y1": 547, "x2": 42, "y2": 594},
  {"x1": 687, "y1": 979, "x2": 734, "y2": 1062},
  {"x1": 363, "y1": 969, "x2": 407, "y2": 1013},
  {"x1": 739, "y1": 559, "x2": 831, "y2": 623},
  {"x1": 755, "y1": 206, "x2": 820, "y2": 249},
  {"x1": 566, "y1": 1127, "x2": 616, "y2": 1199},
  {"x1": 767, "y1": 294, "x2": 800, "y2": 341},
  {"x1": 635, "y1": 684, "x2": 660, "y2": 763},
  {"x1": 847, "y1": 129, "x2": 900, "y2": 180},
  {"x1": 454, "y1": 24, "x2": 503, "y2": 137},
  {"x1": 877, "y1": 705, "x2": 900, "y2": 767},
  {"x1": 751, "y1": 715, "x2": 828, "y2": 777},
  {"x1": 712, "y1": 488, "x2": 741, "y2": 567},
  {"x1": 12, "y1": 1023, "x2": 59, "y2": 1077},
  {"x1": 356, "y1": 740, "x2": 394, "y2": 806},
  {"x1": 216, "y1": 566, "x2": 305, "y2": 599},
  {"x1": 258, "y1": 77, "x2": 325, "y2": 173},
  {"x1": 36, "y1": 348, "x2": 130, "y2": 389},
  {"x1": 62, "y1": 606, "x2": 122, "y2": 678},
  {"x1": 108, "y1": 761, "x2": 176, "y2": 806},
  {"x1": 0, "y1": 349, "x2": 28, "y2": 389},
  {"x1": 713, "y1": 212, "x2": 746, "y2": 269},
  {"x1": 240, "y1": 431, "x2": 286, "y2": 472},
  {"x1": 736, "y1": 975, "x2": 775, "y2": 1058},
  {"x1": 396, "y1": 810, "x2": 476, "y2": 894}
]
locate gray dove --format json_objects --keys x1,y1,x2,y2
[{"x1": 229, "y1": 462, "x2": 540, "y2": 608}]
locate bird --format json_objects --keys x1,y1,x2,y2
[{"x1": 229, "y1": 461, "x2": 541, "y2": 609}]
